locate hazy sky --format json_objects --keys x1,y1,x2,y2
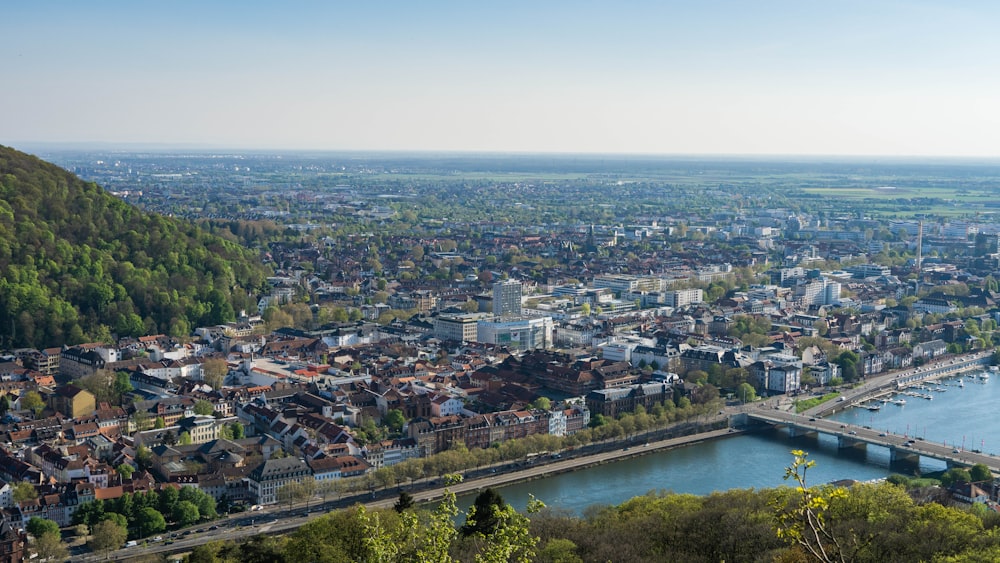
[{"x1": 3, "y1": 1, "x2": 1000, "y2": 156}]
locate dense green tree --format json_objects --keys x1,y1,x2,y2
[
  {"x1": 102, "y1": 512, "x2": 128, "y2": 529},
  {"x1": 941, "y1": 468, "x2": 973, "y2": 487},
  {"x1": 196, "y1": 492, "x2": 218, "y2": 520},
  {"x1": 159, "y1": 486, "x2": 180, "y2": 515},
  {"x1": 136, "y1": 507, "x2": 167, "y2": 538},
  {"x1": 115, "y1": 463, "x2": 135, "y2": 480},
  {"x1": 530, "y1": 397, "x2": 553, "y2": 411},
  {"x1": 26, "y1": 517, "x2": 60, "y2": 538},
  {"x1": 282, "y1": 510, "x2": 364, "y2": 563},
  {"x1": 834, "y1": 350, "x2": 859, "y2": 382},
  {"x1": 383, "y1": 409, "x2": 406, "y2": 434},
  {"x1": 173, "y1": 500, "x2": 201, "y2": 527},
  {"x1": 72, "y1": 499, "x2": 105, "y2": 527},
  {"x1": 970, "y1": 463, "x2": 993, "y2": 483},
  {"x1": 588, "y1": 414, "x2": 607, "y2": 428}
]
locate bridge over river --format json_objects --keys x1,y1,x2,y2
[{"x1": 741, "y1": 409, "x2": 1000, "y2": 473}]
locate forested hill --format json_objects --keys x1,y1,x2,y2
[{"x1": 0, "y1": 145, "x2": 270, "y2": 348}]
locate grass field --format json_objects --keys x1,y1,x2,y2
[
  {"x1": 798, "y1": 186, "x2": 1000, "y2": 218},
  {"x1": 795, "y1": 392, "x2": 842, "y2": 413}
]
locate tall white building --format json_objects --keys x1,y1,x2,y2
[
  {"x1": 492, "y1": 279, "x2": 523, "y2": 317},
  {"x1": 824, "y1": 280, "x2": 842, "y2": 306},
  {"x1": 794, "y1": 279, "x2": 827, "y2": 307}
]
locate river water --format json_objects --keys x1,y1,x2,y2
[{"x1": 460, "y1": 371, "x2": 998, "y2": 515}]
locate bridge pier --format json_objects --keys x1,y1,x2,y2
[
  {"x1": 787, "y1": 426, "x2": 817, "y2": 439},
  {"x1": 889, "y1": 447, "x2": 920, "y2": 464},
  {"x1": 837, "y1": 436, "x2": 867, "y2": 450}
]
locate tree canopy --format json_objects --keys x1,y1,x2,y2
[{"x1": 0, "y1": 145, "x2": 270, "y2": 348}]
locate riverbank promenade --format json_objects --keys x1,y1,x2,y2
[{"x1": 806, "y1": 350, "x2": 992, "y2": 418}]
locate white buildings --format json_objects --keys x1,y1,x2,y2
[
  {"x1": 592, "y1": 274, "x2": 663, "y2": 296},
  {"x1": 430, "y1": 394, "x2": 464, "y2": 417},
  {"x1": 600, "y1": 341, "x2": 636, "y2": 363},
  {"x1": 750, "y1": 353, "x2": 803, "y2": 394},
  {"x1": 434, "y1": 313, "x2": 490, "y2": 342},
  {"x1": 664, "y1": 288, "x2": 704, "y2": 308},
  {"x1": 792, "y1": 277, "x2": 843, "y2": 307},
  {"x1": 247, "y1": 456, "x2": 311, "y2": 505},
  {"x1": 846, "y1": 264, "x2": 891, "y2": 279},
  {"x1": 942, "y1": 222, "x2": 975, "y2": 240},
  {"x1": 476, "y1": 316, "x2": 553, "y2": 350}
]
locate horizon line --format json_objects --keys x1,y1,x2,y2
[{"x1": 9, "y1": 141, "x2": 1000, "y2": 163}]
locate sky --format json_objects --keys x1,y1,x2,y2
[{"x1": 3, "y1": 1, "x2": 1000, "y2": 156}]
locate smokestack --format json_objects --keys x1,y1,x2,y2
[{"x1": 916, "y1": 220, "x2": 923, "y2": 272}]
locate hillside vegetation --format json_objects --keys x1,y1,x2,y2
[
  {"x1": 185, "y1": 477, "x2": 1000, "y2": 563},
  {"x1": 0, "y1": 145, "x2": 269, "y2": 348}
]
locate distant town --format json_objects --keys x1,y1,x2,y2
[{"x1": 5, "y1": 151, "x2": 1000, "y2": 559}]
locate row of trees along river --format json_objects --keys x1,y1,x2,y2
[{"x1": 463, "y1": 370, "x2": 998, "y2": 515}]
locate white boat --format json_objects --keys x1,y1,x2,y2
[{"x1": 959, "y1": 379, "x2": 964, "y2": 388}]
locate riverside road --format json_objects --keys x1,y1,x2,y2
[{"x1": 76, "y1": 425, "x2": 736, "y2": 561}]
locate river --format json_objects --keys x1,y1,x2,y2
[{"x1": 460, "y1": 370, "x2": 997, "y2": 515}]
